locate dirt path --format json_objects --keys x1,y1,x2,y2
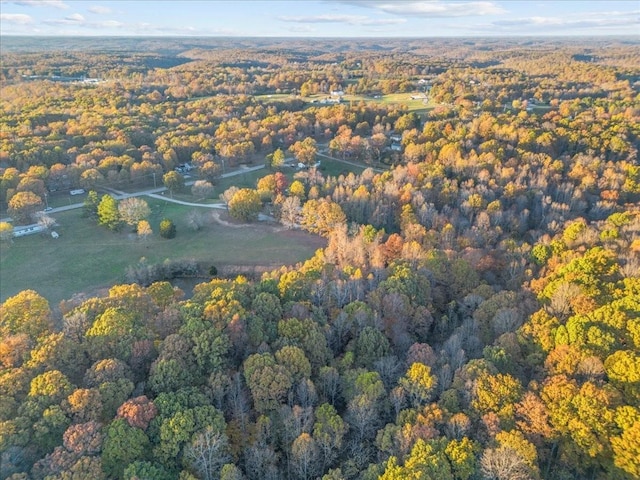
[{"x1": 209, "y1": 210, "x2": 282, "y2": 230}]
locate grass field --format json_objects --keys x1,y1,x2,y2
[{"x1": 0, "y1": 199, "x2": 325, "y2": 306}]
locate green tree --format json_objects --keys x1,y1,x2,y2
[
  {"x1": 102, "y1": 418, "x2": 150, "y2": 479},
  {"x1": 313, "y1": 403, "x2": 348, "y2": 470},
  {"x1": 98, "y1": 194, "x2": 122, "y2": 231},
  {"x1": 83, "y1": 190, "x2": 100, "y2": 220},
  {"x1": 155, "y1": 405, "x2": 225, "y2": 468},
  {"x1": 445, "y1": 437, "x2": 477, "y2": 480},
  {"x1": 124, "y1": 461, "x2": 173, "y2": 480},
  {"x1": 243, "y1": 353, "x2": 292, "y2": 413}
]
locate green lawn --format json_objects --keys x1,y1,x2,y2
[{"x1": 0, "y1": 199, "x2": 324, "y2": 306}]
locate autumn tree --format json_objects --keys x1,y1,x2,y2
[
  {"x1": 118, "y1": 197, "x2": 151, "y2": 227},
  {"x1": 289, "y1": 138, "x2": 318, "y2": 166},
  {"x1": 228, "y1": 188, "x2": 262, "y2": 222},
  {"x1": 267, "y1": 148, "x2": 286, "y2": 170},
  {"x1": 192, "y1": 180, "x2": 215, "y2": 200},
  {"x1": 159, "y1": 218, "x2": 176, "y2": 239},
  {"x1": 300, "y1": 199, "x2": 346, "y2": 237},
  {"x1": 1, "y1": 289, "x2": 53, "y2": 339},
  {"x1": 137, "y1": 220, "x2": 153, "y2": 241},
  {"x1": 8, "y1": 191, "x2": 43, "y2": 224},
  {"x1": 163, "y1": 171, "x2": 184, "y2": 197},
  {"x1": 0, "y1": 221, "x2": 13, "y2": 242}
]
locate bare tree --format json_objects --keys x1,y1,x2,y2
[
  {"x1": 280, "y1": 196, "x2": 301, "y2": 228},
  {"x1": 36, "y1": 212, "x2": 56, "y2": 233},
  {"x1": 187, "y1": 209, "x2": 205, "y2": 231},
  {"x1": 192, "y1": 180, "x2": 215, "y2": 200},
  {"x1": 184, "y1": 427, "x2": 229, "y2": 480},
  {"x1": 480, "y1": 446, "x2": 533, "y2": 480},
  {"x1": 291, "y1": 433, "x2": 320, "y2": 480}
]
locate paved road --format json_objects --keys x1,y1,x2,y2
[
  {"x1": 1, "y1": 164, "x2": 266, "y2": 222},
  {"x1": 2, "y1": 156, "x2": 384, "y2": 223}
]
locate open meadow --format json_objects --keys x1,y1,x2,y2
[{"x1": 0, "y1": 198, "x2": 325, "y2": 306}]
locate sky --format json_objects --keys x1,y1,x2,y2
[{"x1": 0, "y1": 0, "x2": 639, "y2": 37}]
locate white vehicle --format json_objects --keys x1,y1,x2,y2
[{"x1": 69, "y1": 189, "x2": 85, "y2": 195}]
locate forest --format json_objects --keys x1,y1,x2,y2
[{"x1": 0, "y1": 36, "x2": 639, "y2": 480}]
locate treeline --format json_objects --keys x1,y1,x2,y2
[{"x1": 1, "y1": 209, "x2": 638, "y2": 479}]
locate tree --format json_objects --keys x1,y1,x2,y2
[
  {"x1": 313, "y1": 403, "x2": 347, "y2": 470},
  {"x1": 163, "y1": 171, "x2": 184, "y2": 197},
  {"x1": 289, "y1": 138, "x2": 317, "y2": 166},
  {"x1": 400, "y1": 362, "x2": 438, "y2": 407},
  {"x1": 1, "y1": 289, "x2": 52, "y2": 339},
  {"x1": 291, "y1": 433, "x2": 320, "y2": 480},
  {"x1": 0, "y1": 221, "x2": 13, "y2": 242},
  {"x1": 243, "y1": 353, "x2": 292, "y2": 413},
  {"x1": 7, "y1": 191, "x2": 43, "y2": 224},
  {"x1": 199, "y1": 161, "x2": 222, "y2": 183},
  {"x1": 192, "y1": 180, "x2": 215, "y2": 200},
  {"x1": 98, "y1": 194, "x2": 121, "y2": 231},
  {"x1": 187, "y1": 209, "x2": 205, "y2": 231},
  {"x1": 221, "y1": 186, "x2": 239, "y2": 208},
  {"x1": 137, "y1": 220, "x2": 153, "y2": 241},
  {"x1": 124, "y1": 461, "x2": 173, "y2": 480},
  {"x1": 117, "y1": 395, "x2": 157, "y2": 430},
  {"x1": 300, "y1": 199, "x2": 346, "y2": 237},
  {"x1": 102, "y1": 418, "x2": 150, "y2": 479},
  {"x1": 268, "y1": 148, "x2": 286, "y2": 170},
  {"x1": 280, "y1": 196, "x2": 301, "y2": 228},
  {"x1": 480, "y1": 446, "x2": 532, "y2": 480},
  {"x1": 80, "y1": 168, "x2": 104, "y2": 189},
  {"x1": 159, "y1": 218, "x2": 176, "y2": 239},
  {"x1": 184, "y1": 427, "x2": 230, "y2": 480},
  {"x1": 83, "y1": 190, "x2": 100, "y2": 220},
  {"x1": 118, "y1": 197, "x2": 151, "y2": 227},
  {"x1": 611, "y1": 420, "x2": 640, "y2": 478},
  {"x1": 289, "y1": 180, "x2": 306, "y2": 199},
  {"x1": 228, "y1": 188, "x2": 262, "y2": 222}
]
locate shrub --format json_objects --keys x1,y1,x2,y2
[{"x1": 159, "y1": 219, "x2": 176, "y2": 239}]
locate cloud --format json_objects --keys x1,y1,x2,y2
[
  {"x1": 0, "y1": 12, "x2": 33, "y2": 24},
  {"x1": 279, "y1": 14, "x2": 406, "y2": 26},
  {"x1": 479, "y1": 11, "x2": 640, "y2": 32},
  {"x1": 88, "y1": 5, "x2": 112, "y2": 15},
  {"x1": 97, "y1": 20, "x2": 123, "y2": 28},
  {"x1": 338, "y1": 1, "x2": 505, "y2": 17},
  {"x1": 43, "y1": 12, "x2": 85, "y2": 25},
  {"x1": 288, "y1": 25, "x2": 317, "y2": 33},
  {"x1": 3, "y1": 0, "x2": 68, "y2": 8}
]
